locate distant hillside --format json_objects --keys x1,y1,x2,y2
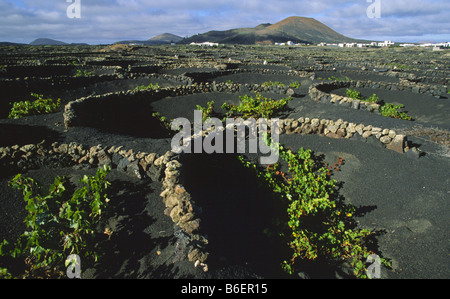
[
  {"x1": 0, "y1": 42, "x2": 26, "y2": 46},
  {"x1": 182, "y1": 16, "x2": 359, "y2": 45},
  {"x1": 149, "y1": 33, "x2": 183, "y2": 43},
  {"x1": 30, "y1": 38, "x2": 68, "y2": 46},
  {"x1": 116, "y1": 33, "x2": 183, "y2": 45}
]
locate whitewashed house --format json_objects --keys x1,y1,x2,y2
[
  {"x1": 190, "y1": 42, "x2": 219, "y2": 47},
  {"x1": 378, "y1": 40, "x2": 395, "y2": 47}
]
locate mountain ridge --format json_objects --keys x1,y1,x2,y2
[
  {"x1": 149, "y1": 33, "x2": 183, "y2": 43},
  {"x1": 5, "y1": 17, "x2": 363, "y2": 46},
  {"x1": 116, "y1": 33, "x2": 183, "y2": 45},
  {"x1": 29, "y1": 38, "x2": 88, "y2": 46},
  {"x1": 30, "y1": 38, "x2": 68, "y2": 46},
  {"x1": 182, "y1": 16, "x2": 361, "y2": 45}
]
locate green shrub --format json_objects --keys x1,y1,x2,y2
[
  {"x1": 0, "y1": 166, "x2": 111, "y2": 278},
  {"x1": 262, "y1": 81, "x2": 286, "y2": 87},
  {"x1": 289, "y1": 81, "x2": 301, "y2": 89},
  {"x1": 196, "y1": 101, "x2": 216, "y2": 122},
  {"x1": 152, "y1": 112, "x2": 172, "y2": 130},
  {"x1": 346, "y1": 88, "x2": 364, "y2": 101},
  {"x1": 345, "y1": 89, "x2": 412, "y2": 120},
  {"x1": 221, "y1": 93, "x2": 291, "y2": 119},
  {"x1": 8, "y1": 93, "x2": 61, "y2": 119},
  {"x1": 239, "y1": 140, "x2": 391, "y2": 278},
  {"x1": 346, "y1": 89, "x2": 378, "y2": 103},
  {"x1": 74, "y1": 69, "x2": 93, "y2": 77},
  {"x1": 135, "y1": 83, "x2": 160, "y2": 91},
  {"x1": 365, "y1": 93, "x2": 379, "y2": 103},
  {"x1": 196, "y1": 93, "x2": 291, "y2": 122},
  {"x1": 380, "y1": 103, "x2": 413, "y2": 120}
]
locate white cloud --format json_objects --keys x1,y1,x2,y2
[{"x1": 0, "y1": 0, "x2": 448, "y2": 44}]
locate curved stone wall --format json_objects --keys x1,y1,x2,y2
[
  {"x1": 0, "y1": 142, "x2": 209, "y2": 270},
  {"x1": 308, "y1": 79, "x2": 448, "y2": 116},
  {"x1": 63, "y1": 82, "x2": 298, "y2": 129}
]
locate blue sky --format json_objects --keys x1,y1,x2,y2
[{"x1": 0, "y1": 0, "x2": 449, "y2": 44}]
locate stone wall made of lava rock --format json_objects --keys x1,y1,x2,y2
[
  {"x1": 0, "y1": 141, "x2": 209, "y2": 270},
  {"x1": 185, "y1": 117, "x2": 413, "y2": 156},
  {"x1": 277, "y1": 117, "x2": 411, "y2": 155},
  {"x1": 63, "y1": 82, "x2": 298, "y2": 128},
  {"x1": 309, "y1": 79, "x2": 447, "y2": 112}
]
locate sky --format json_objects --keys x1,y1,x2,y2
[{"x1": 0, "y1": 0, "x2": 449, "y2": 44}]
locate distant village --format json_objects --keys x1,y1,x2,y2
[
  {"x1": 188, "y1": 40, "x2": 450, "y2": 50},
  {"x1": 312, "y1": 40, "x2": 449, "y2": 50},
  {"x1": 316, "y1": 40, "x2": 450, "y2": 49}
]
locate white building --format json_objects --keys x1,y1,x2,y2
[
  {"x1": 378, "y1": 40, "x2": 395, "y2": 47},
  {"x1": 190, "y1": 42, "x2": 219, "y2": 47},
  {"x1": 319, "y1": 41, "x2": 401, "y2": 48}
]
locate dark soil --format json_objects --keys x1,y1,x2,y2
[
  {"x1": 314, "y1": 71, "x2": 401, "y2": 84},
  {"x1": 332, "y1": 87, "x2": 450, "y2": 130},
  {"x1": 0, "y1": 45, "x2": 449, "y2": 279}
]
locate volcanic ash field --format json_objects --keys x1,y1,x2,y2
[{"x1": 0, "y1": 45, "x2": 449, "y2": 279}]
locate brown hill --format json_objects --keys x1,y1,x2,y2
[
  {"x1": 149, "y1": 33, "x2": 183, "y2": 43},
  {"x1": 115, "y1": 33, "x2": 183, "y2": 45},
  {"x1": 182, "y1": 16, "x2": 358, "y2": 45}
]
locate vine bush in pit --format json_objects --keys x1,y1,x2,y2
[
  {"x1": 8, "y1": 93, "x2": 61, "y2": 119},
  {"x1": 194, "y1": 93, "x2": 292, "y2": 122},
  {"x1": 346, "y1": 89, "x2": 364, "y2": 101},
  {"x1": 74, "y1": 69, "x2": 93, "y2": 78},
  {"x1": 346, "y1": 89, "x2": 412, "y2": 120},
  {"x1": 380, "y1": 103, "x2": 413, "y2": 121},
  {"x1": 135, "y1": 83, "x2": 160, "y2": 91},
  {"x1": 238, "y1": 139, "x2": 390, "y2": 278},
  {"x1": 262, "y1": 81, "x2": 286, "y2": 87},
  {"x1": 289, "y1": 81, "x2": 302, "y2": 89},
  {"x1": 221, "y1": 93, "x2": 292, "y2": 119},
  {"x1": 0, "y1": 166, "x2": 111, "y2": 278},
  {"x1": 196, "y1": 101, "x2": 216, "y2": 122},
  {"x1": 346, "y1": 89, "x2": 379, "y2": 103}
]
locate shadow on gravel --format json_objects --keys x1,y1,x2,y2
[
  {"x1": 181, "y1": 152, "x2": 291, "y2": 278},
  {"x1": 90, "y1": 178, "x2": 177, "y2": 278},
  {"x1": 76, "y1": 97, "x2": 174, "y2": 139},
  {"x1": 179, "y1": 142, "x2": 386, "y2": 279},
  {"x1": 0, "y1": 124, "x2": 62, "y2": 147}
]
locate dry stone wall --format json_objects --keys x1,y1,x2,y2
[
  {"x1": 63, "y1": 82, "x2": 297, "y2": 128},
  {"x1": 276, "y1": 117, "x2": 410, "y2": 154},
  {"x1": 310, "y1": 79, "x2": 447, "y2": 104},
  {"x1": 63, "y1": 82, "x2": 421, "y2": 156},
  {"x1": 0, "y1": 141, "x2": 210, "y2": 270}
]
